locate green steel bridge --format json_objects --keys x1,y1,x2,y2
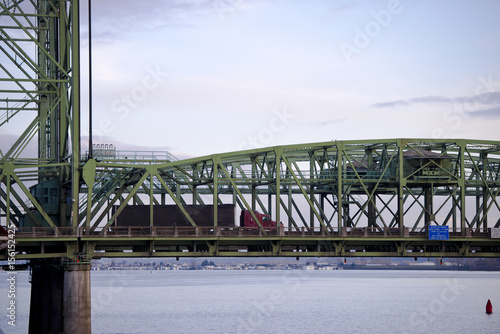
[
  {"x1": 0, "y1": 0, "x2": 500, "y2": 333},
  {"x1": 1, "y1": 1, "x2": 500, "y2": 332},
  {"x1": 2, "y1": 138, "x2": 500, "y2": 261},
  {"x1": 1, "y1": 0, "x2": 500, "y2": 262}
]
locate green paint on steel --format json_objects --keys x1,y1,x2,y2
[{"x1": 2, "y1": 3, "x2": 500, "y2": 260}]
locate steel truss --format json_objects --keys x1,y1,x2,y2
[
  {"x1": 3, "y1": 139, "x2": 500, "y2": 259},
  {"x1": 0, "y1": 0, "x2": 80, "y2": 228},
  {"x1": 1, "y1": 1, "x2": 500, "y2": 260}
]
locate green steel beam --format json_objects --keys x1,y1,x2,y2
[{"x1": 4, "y1": 231, "x2": 500, "y2": 259}]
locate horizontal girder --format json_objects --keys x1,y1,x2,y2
[{"x1": 4, "y1": 226, "x2": 499, "y2": 259}]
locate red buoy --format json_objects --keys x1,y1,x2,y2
[{"x1": 486, "y1": 299, "x2": 493, "y2": 314}]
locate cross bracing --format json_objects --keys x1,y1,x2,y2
[
  {"x1": 1, "y1": 1, "x2": 500, "y2": 260},
  {"x1": 76, "y1": 139, "x2": 500, "y2": 233},
  {"x1": 2, "y1": 138, "x2": 500, "y2": 259}
]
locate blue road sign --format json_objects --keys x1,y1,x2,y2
[{"x1": 428, "y1": 225, "x2": 449, "y2": 240}]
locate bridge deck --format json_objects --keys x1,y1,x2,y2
[{"x1": 5, "y1": 226, "x2": 499, "y2": 260}]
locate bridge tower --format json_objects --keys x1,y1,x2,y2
[{"x1": 1, "y1": 0, "x2": 89, "y2": 332}]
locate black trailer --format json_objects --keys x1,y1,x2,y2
[{"x1": 113, "y1": 204, "x2": 235, "y2": 227}]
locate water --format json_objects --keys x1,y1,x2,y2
[{"x1": 1, "y1": 270, "x2": 499, "y2": 333}]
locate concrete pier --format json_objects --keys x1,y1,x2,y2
[
  {"x1": 29, "y1": 259, "x2": 64, "y2": 333},
  {"x1": 29, "y1": 260, "x2": 91, "y2": 334},
  {"x1": 63, "y1": 264, "x2": 92, "y2": 333}
]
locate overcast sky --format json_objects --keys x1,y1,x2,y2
[{"x1": 4, "y1": 0, "x2": 500, "y2": 160}]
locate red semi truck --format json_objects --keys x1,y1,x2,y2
[
  {"x1": 114, "y1": 204, "x2": 279, "y2": 229},
  {"x1": 240, "y1": 210, "x2": 280, "y2": 228}
]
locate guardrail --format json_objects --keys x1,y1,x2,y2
[{"x1": 10, "y1": 226, "x2": 493, "y2": 239}]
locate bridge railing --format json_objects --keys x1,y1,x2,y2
[
  {"x1": 15, "y1": 227, "x2": 77, "y2": 237},
  {"x1": 11, "y1": 226, "x2": 494, "y2": 239}
]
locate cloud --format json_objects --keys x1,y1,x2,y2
[
  {"x1": 409, "y1": 95, "x2": 453, "y2": 104},
  {"x1": 372, "y1": 91, "x2": 500, "y2": 109},
  {"x1": 473, "y1": 91, "x2": 500, "y2": 105},
  {"x1": 466, "y1": 106, "x2": 500, "y2": 119},
  {"x1": 84, "y1": 0, "x2": 257, "y2": 44},
  {"x1": 85, "y1": 0, "x2": 206, "y2": 42},
  {"x1": 328, "y1": 0, "x2": 388, "y2": 12},
  {"x1": 308, "y1": 119, "x2": 345, "y2": 127},
  {"x1": 372, "y1": 100, "x2": 409, "y2": 108},
  {"x1": 328, "y1": 2, "x2": 360, "y2": 12}
]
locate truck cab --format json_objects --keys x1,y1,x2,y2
[{"x1": 240, "y1": 210, "x2": 279, "y2": 229}]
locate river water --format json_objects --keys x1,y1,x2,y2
[{"x1": 1, "y1": 270, "x2": 499, "y2": 333}]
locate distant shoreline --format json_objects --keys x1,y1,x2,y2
[{"x1": 339, "y1": 265, "x2": 500, "y2": 271}]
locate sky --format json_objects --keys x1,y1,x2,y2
[{"x1": 3, "y1": 0, "x2": 500, "y2": 160}]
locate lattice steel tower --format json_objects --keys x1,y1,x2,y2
[
  {"x1": 1, "y1": 0, "x2": 81, "y2": 228},
  {"x1": 1, "y1": 1, "x2": 87, "y2": 333}
]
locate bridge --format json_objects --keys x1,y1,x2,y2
[
  {"x1": 5, "y1": 139, "x2": 500, "y2": 260},
  {"x1": 1, "y1": 1, "x2": 500, "y2": 333}
]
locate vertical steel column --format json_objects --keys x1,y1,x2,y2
[
  {"x1": 213, "y1": 161, "x2": 218, "y2": 227},
  {"x1": 424, "y1": 187, "x2": 433, "y2": 226},
  {"x1": 251, "y1": 158, "x2": 256, "y2": 210},
  {"x1": 192, "y1": 185, "x2": 197, "y2": 205},
  {"x1": 452, "y1": 193, "x2": 457, "y2": 231},
  {"x1": 366, "y1": 148, "x2": 376, "y2": 227},
  {"x1": 288, "y1": 184, "x2": 293, "y2": 229},
  {"x1": 38, "y1": 2, "x2": 47, "y2": 161},
  {"x1": 459, "y1": 141, "x2": 466, "y2": 234},
  {"x1": 397, "y1": 140, "x2": 405, "y2": 231},
  {"x1": 275, "y1": 151, "x2": 281, "y2": 233},
  {"x1": 71, "y1": 0, "x2": 81, "y2": 231},
  {"x1": 482, "y1": 186, "x2": 488, "y2": 230},
  {"x1": 149, "y1": 174, "x2": 154, "y2": 226},
  {"x1": 175, "y1": 171, "x2": 182, "y2": 202},
  {"x1": 59, "y1": 0, "x2": 70, "y2": 223},
  {"x1": 368, "y1": 196, "x2": 376, "y2": 227},
  {"x1": 83, "y1": 159, "x2": 96, "y2": 234},
  {"x1": 48, "y1": 3, "x2": 58, "y2": 161},
  {"x1": 481, "y1": 152, "x2": 488, "y2": 230},
  {"x1": 88, "y1": 0, "x2": 93, "y2": 158},
  {"x1": 337, "y1": 142, "x2": 343, "y2": 230},
  {"x1": 268, "y1": 186, "x2": 272, "y2": 217},
  {"x1": 309, "y1": 154, "x2": 315, "y2": 228}
]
